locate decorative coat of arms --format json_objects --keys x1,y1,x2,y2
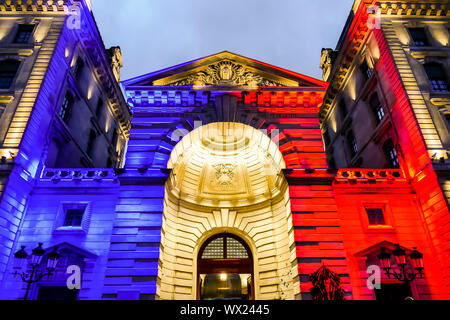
[
  {"x1": 212, "y1": 163, "x2": 236, "y2": 186},
  {"x1": 169, "y1": 60, "x2": 283, "y2": 87}
]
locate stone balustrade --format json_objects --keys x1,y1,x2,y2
[
  {"x1": 335, "y1": 169, "x2": 405, "y2": 183},
  {"x1": 41, "y1": 168, "x2": 117, "y2": 181}
]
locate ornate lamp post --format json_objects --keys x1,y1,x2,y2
[
  {"x1": 13, "y1": 243, "x2": 61, "y2": 300},
  {"x1": 377, "y1": 244, "x2": 424, "y2": 283}
]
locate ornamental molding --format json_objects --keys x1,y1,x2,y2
[
  {"x1": 0, "y1": 0, "x2": 76, "y2": 12},
  {"x1": 377, "y1": 2, "x2": 448, "y2": 17},
  {"x1": 213, "y1": 162, "x2": 236, "y2": 186},
  {"x1": 167, "y1": 60, "x2": 285, "y2": 87}
]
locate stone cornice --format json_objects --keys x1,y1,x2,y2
[
  {"x1": 378, "y1": 1, "x2": 448, "y2": 16},
  {"x1": 0, "y1": 0, "x2": 78, "y2": 13}
]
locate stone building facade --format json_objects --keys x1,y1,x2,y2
[
  {"x1": 0, "y1": 0, "x2": 129, "y2": 299},
  {"x1": 320, "y1": 0, "x2": 450, "y2": 297},
  {"x1": 0, "y1": 0, "x2": 448, "y2": 301}
]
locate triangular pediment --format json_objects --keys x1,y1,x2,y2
[{"x1": 123, "y1": 51, "x2": 327, "y2": 89}]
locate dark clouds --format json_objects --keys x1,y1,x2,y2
[{"x1": 92, "y1": 0, "x2": 354, "y2": 81}]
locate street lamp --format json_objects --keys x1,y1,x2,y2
[
  {"x1": 377, "y1": 244, "x2": 424, "y2": 283},
  {"x1": 13, "y1": 243, "x2": 61, "y2": 300}
]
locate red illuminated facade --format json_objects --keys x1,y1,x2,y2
[{"x1": 319, "y1": 0, "x2": 450, "y2": 299}]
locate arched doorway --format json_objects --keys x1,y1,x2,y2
[
  {"x1": 157, "y1": 122, "x2": 299, "y2": 300},
  {"x1": 197, "y1": 233, "x2": 254, "y2": 300}
]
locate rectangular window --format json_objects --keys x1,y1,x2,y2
[
  {"x1": 408, "y1": 28, "x2": 429, "y2": 47},
  {"x1": 96, "y1": 98, "x2": 104, "y2": 118},
  {"x1": 73, "y1": 57, "x2": 84, "y2": 79},
  {"x1": 14, "y1": 24, "x2": 35, "y2": 44},
  {"x1": 338, "y1": 99, "x2": 347, "y2": 121},
  {"x1": 63, "y1": 208, "x2": 84, "y2": 227},
  {"x1": 0, "y1": 59, "x2": 20, "y2": 89},
  {"x1": 383, "y1": 140, "x2": 400, "y2": 168},
  {"x1": 430, "y1": 79, "x2": 448, "y2": 92},
  {"x1": 424, "y1": 63, "x2": 448, "y2": 92},
  {"x1": 323, "y1": 128, "x2": 330, "y2": 149},
  {"x1": 60, "y1": 92, "x2": 74, "y2": 123},
  {"x1": 347, "y1": 131, "x2": 358, "y2": 157},
  {"x1": 366, "y1": 208, "x2": 386, "y2": 225},
  {"x1": 370, "y1": 94, "x2": 385, "y2": 124},
  {"x1": 86, "y1": 130, "x2": 97, "y2": 157},
  {"x1": 360, "y1": 61, "x2": 372, "y2": 81},
  {"x1": 387, "y1": 147, "x2": 399, "y2": 168},
  {"x1": 112, "y1": 129, "x2": 118, "y2": 148}
]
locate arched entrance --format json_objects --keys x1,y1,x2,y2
[
  {"x1": 157, "y1": 122, "x2": 299, "y2": 300},
  {"x1": 198, "y1": 233, "x2": 254, "y2": 300}
]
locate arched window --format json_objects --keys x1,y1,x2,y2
[
  {"x1": 383, "y1": 139, "x2": 399, "y2": 168},
  {"x1": 200, "y1": 235, "x2": 250, "y2": 260},
  {"x1": 198, "y1": 234, "x2": 253, "y2": 300},
  {"x1": 369, "y1": 93, "x2": 385, "y2": 124},
  {"x1": 424, "y1": 63, "x2": 448, "y2": 92},
  {"x1": 0, "y1": 59, "x2": 20, "y2": 89}
]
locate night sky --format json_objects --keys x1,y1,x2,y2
[{"x1": 92, "y1": 0, "x2": 355, "y2": 82}]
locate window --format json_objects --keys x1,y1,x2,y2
[
  {"x1": 55, "y1": 203, "x2": 90, "y2": 232},
  {"x1": 60, "y1": 92, "x2": 74, "y2": 122},
  {"x1": 63, "y1": 208, "x2": 84, "y2": 227},
  {"x1": 338, "y1": 99, "x2": 347, "y2": 122},
  {"x1": 424, "y1": 63, "x2": 448, "y2": 92},
  {"x1": 360, "y1": 60, "x2": 372, "y2": 81},
  {"x1": 111, "y1": 128, "x2": 118, "y2": 148},
  {"x1": 323, "y1": 127, "x2": 331, "y2": 149},
  {"x1": 45, "y1": 138, "x2": 62, "y2": 168},
  {"x1": 0, "y1": 59, "x2": 20, "y2": 89},
  {"x1": 370, "y1": 93, "x2": 385, "y2": 124},
  {"x1": 328, "y1": 157, "x2": 336, "y2": 170},
  {"x1": 107, "y1": 157, "x2": 113, "y2": 168},
  {"x1": 201, "y1": 235, "x2": 249, "y2": 259},
  {"x1": 73, "y1": 57, "x2": 84, "y2": 79},
  {"x1": 86, "y1": 130, "x2": 97, "y2": 157},
  {"x1": 408, "y1": 28, "x2": 429, "y2": 47},
  {"x1": 14, "y1": 24, "x2": 35, "y2": 44},
  {"x1": 383, "y1": 139, "x2": 400, "y2": 168},
  {"x1": 445, "y1": 113, "x2": 450, "y2": 127},
  {"x1": 366, "y1": 208, "x2": 386, "y2": 225},
  {"x1": 347, "y1": 130, "x2": 358, "y2": 157},
  {"x1": 96, "y1": 98, "x2": 104, "y2": 118}
]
